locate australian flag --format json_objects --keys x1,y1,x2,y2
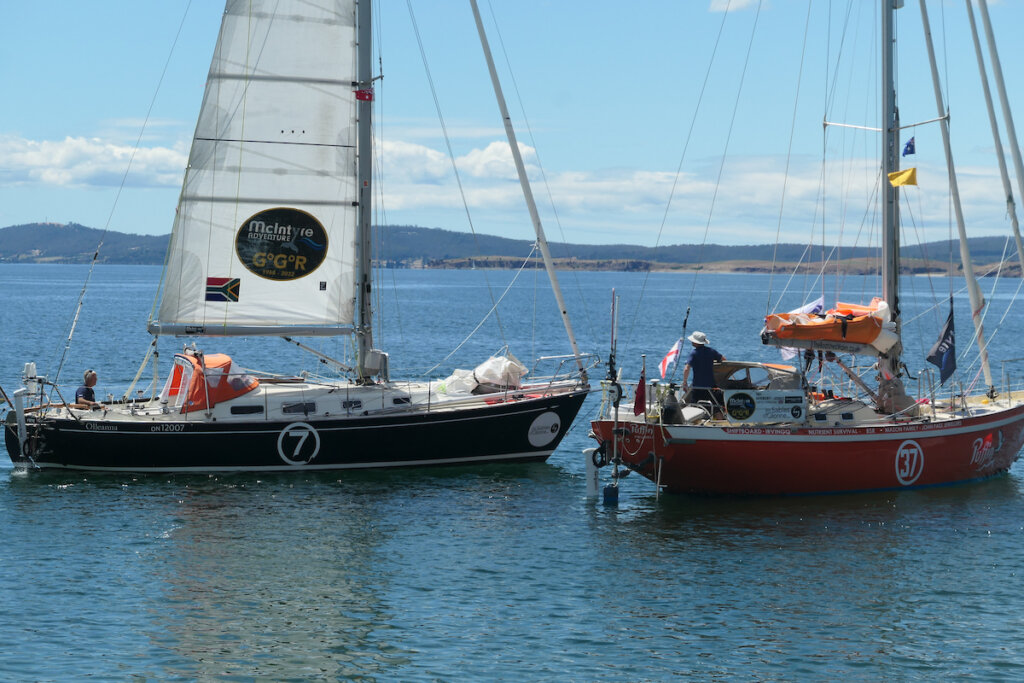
[
  {"x1": 902, "y1": 136, "x2": 915, "y2": 157},
  {"x1": 926, "y1": 298, "x2": 956, "y2": 384}
]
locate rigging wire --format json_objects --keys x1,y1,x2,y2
[
  {"x1": 616, "y1": 1, "x2": 732, "y2": 355},
  {"x1": 766, "y1": 1, "x2": 814, "y2": 316},
  {"x1": 683, "y1": 0, "x2": 764, "y2": 307},
  {"x1": 420, "y1": 245, "x2": 540, "y2": 377},
  {"x1": 483, "y1": 0, "x2": 597, "y2": 344},
  {"x1": 371, "y1": 0, "x2": 408, "y2": 356},
  {"x1": 404, "y1": 0, "x2": 507, "y2": 346},
  {"x1": 53, "y1": 0, "x2": 195, "y2": 387}
]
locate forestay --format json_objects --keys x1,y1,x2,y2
[{"x1": 150, "y1": 0, "x2": 359, "y2": 337}]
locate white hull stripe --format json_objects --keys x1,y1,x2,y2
[
  {"x1": 53, "y1": 402, "x2": 563, "y2": 437},
  {"x1": 21, "y1": 450, "x2": 555, "y2": 473},
  {"x1": 659, "y1": 409, "x2": 1024, "y2": 443}
]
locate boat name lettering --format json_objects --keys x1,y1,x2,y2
[
  {"x1": 629, "y1": 424, "x2": 656, "y2": 439},
  {"x1": 150, "y1": 424, "x2": 186, "y2": 432},
  {"x1": 970, "y1": 432, "x2": 998, "y2": 469},
  {"x1": 84, "y1": 423, "x2": 118, "y2": 431}
]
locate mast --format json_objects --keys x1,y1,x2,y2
[
  {"x1": 976, "y1": 0, "x2": 1024, "y2": 272},
  {"x1": 468, "y1": 0, "x2": 587, "y2": 382},
  {"x1": 965, "y1": 0, "x2": 1020, "y2": 265},
  {"x1": 881, "y1": 0, "x2": 902, "y2": 379},
  {"x1": 919, "y1": 0, "x2": 994, "y2": 389},
  {"x1": 355, "y1": 0, "x2": 375, "y2": 381}
]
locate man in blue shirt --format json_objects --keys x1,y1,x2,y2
[
  {"x1": 681, "y1": 331, "x2": 725, "y2": 407},
  {"x1": 75, "y1": 369, "x2": 102, "y2": 409}
]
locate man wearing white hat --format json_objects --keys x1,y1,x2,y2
[{"x1": 681, "y1": 331, "x2": 725, "y2": 407}]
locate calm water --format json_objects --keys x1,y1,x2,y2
[{"x1": 3, "y1": 264, "x2": 1024, "y2": 680}]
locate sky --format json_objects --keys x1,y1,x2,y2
[{"x1": 4, "y1": 0, "x2": 1024, "y2": 248}]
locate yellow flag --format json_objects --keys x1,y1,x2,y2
[{"x1": 887, "y1": 167, "x2": 917, "y2": 187}]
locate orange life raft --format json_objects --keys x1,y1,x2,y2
[{"x1": 763, "y1": 297, "x2": 898, "y2": 353}]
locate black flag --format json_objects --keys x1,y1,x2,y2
[{"x1": 926, "y1": 298, "x2": 956, "y2": 384}]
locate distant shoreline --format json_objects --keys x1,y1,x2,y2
[
  {"x1": 1, "y1": 258, "x2": 1018, "y2": 277},
  {"x1": 2, "y1": 222, "x2": 1019, "y2": 276}
]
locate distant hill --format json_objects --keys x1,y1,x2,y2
[
  {"x1": 0, "y1": 223, "x2": 168, "y2": 264},
  {"x1": 379, "y1": 224, "x2": 1017, "y2": 271},
  {"x1": 0, "y1": 222, "x2": 1018, "y2": 274}
]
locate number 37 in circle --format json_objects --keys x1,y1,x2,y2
[{"x1": 277, "y1": 422, "x2": 321, "y2": 465}]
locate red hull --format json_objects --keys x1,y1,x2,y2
[{"x1": 591, "y1": 405, "x2": 1024, "y2": 495}]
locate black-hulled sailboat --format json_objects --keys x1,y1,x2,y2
[{"x1": 4, "y1": 0, "x2": 590, "y2": 472}]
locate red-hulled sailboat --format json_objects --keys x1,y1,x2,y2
[{"x1": 588, "y1": 0, "x2": 1024, "y2": 496}]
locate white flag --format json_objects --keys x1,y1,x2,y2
[
  {"x1": 659, "y1": 338, "x2": 683, "y2": 378},
  {"x1": 780, "y1": 297, "x2": 824, "y2": 360}
]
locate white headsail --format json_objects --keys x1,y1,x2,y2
[{"x1": 150, "y1": 0, "x2": 359, "y2": 336}]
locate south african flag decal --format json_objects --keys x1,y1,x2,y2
[{"x1": 206, "y1": 277, "x2": 240, "y2": 302}]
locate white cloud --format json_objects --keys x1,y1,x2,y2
[
  {"x1": 379, "y1": 139, "x2": 450, "y2": 183},
  {"x1": 0, "y1": 135, "x2": 186, "y2": 188},
  {"x1": 709, "y1": 0, "x2": 761, "y2": 12},
  {"x1": 1, "y1": 131, "x2": 1013, "y2": 247},
  {"x1": 456, "y1": 141, "x2": 537, "y2": 178}
]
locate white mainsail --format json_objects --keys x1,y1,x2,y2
[{"x1": 150, "y1": 0, "x2": 359, "y2": 336}]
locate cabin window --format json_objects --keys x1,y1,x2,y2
[
  {"x1": 392, "y1": 396, "x2": 411, "y2": 405},
  {"x1": 342, "y1": 400, "x2": 362, "y2": 410},
  {"x1": 231, "y1": 405, "x2": 264, "y2": 415},
  {"x1": 283, "y1": 401, "x2": 316, "y2": 414}
]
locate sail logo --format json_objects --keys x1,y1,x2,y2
[
  {"x1": 528, "y1": 411, "x2": 561, "y2": 447},
  {"x1": 895, "y1": 439, "x2": 924, "y2": 485},
  {"x1": 236, "y1": 207, "x2": 328, "y2": 281}
]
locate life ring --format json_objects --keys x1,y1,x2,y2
[{"x1": 591, "y1": 442, "x2": 609, "y2": 468}]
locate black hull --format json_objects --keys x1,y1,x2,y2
[{"x1": 5, "y1": 391, "x2": 589, "y2": 472}]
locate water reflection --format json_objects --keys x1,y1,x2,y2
[
  {"x1": 5, "y1": 453, "x2": 1024, "y2": 679},
  {"x1": 134, "y1": 474, "x2": 409, "y2": 679},
  {"x1": 581, "y1": 472, "x2": 1024, "y2": 677}
]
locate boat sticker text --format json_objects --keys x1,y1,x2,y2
[
  {"x1": 528, "y1": 411, "x2": 561, "y2": 447},
  {"x1": 970, "y1": 431, "x2": 1003, "y2": 470},
  {"x1": 236, "y1": 207, "x2": 328, "y2": 281}
]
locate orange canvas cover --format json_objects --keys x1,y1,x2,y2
[
  {"x1": 180, "y1": 353, "x2": 259, "y2": 413},
  {"x1": 769, "y1": 313, "x2": 883, "y2": 344},
  {"x1": 765, "y1": 297, "x2": 886, "y2": 345}
]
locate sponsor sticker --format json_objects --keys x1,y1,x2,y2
[
  {"x1": 726, "y1": 392, "x2": 756, "y2": 421},
  {"x1": 528, "y1": 411, "x2": 561, "y2": 447},
  {"x1": 236, "y1": 208, "x2": 328, "y2": 281}
]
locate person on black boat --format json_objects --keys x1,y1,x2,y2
[
  {"x1": 75, "y1": 369, "x2": 102, "y2": 410},
  {"x1": 681, "y1": 331, "x2": 725, "y2": 409}
]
